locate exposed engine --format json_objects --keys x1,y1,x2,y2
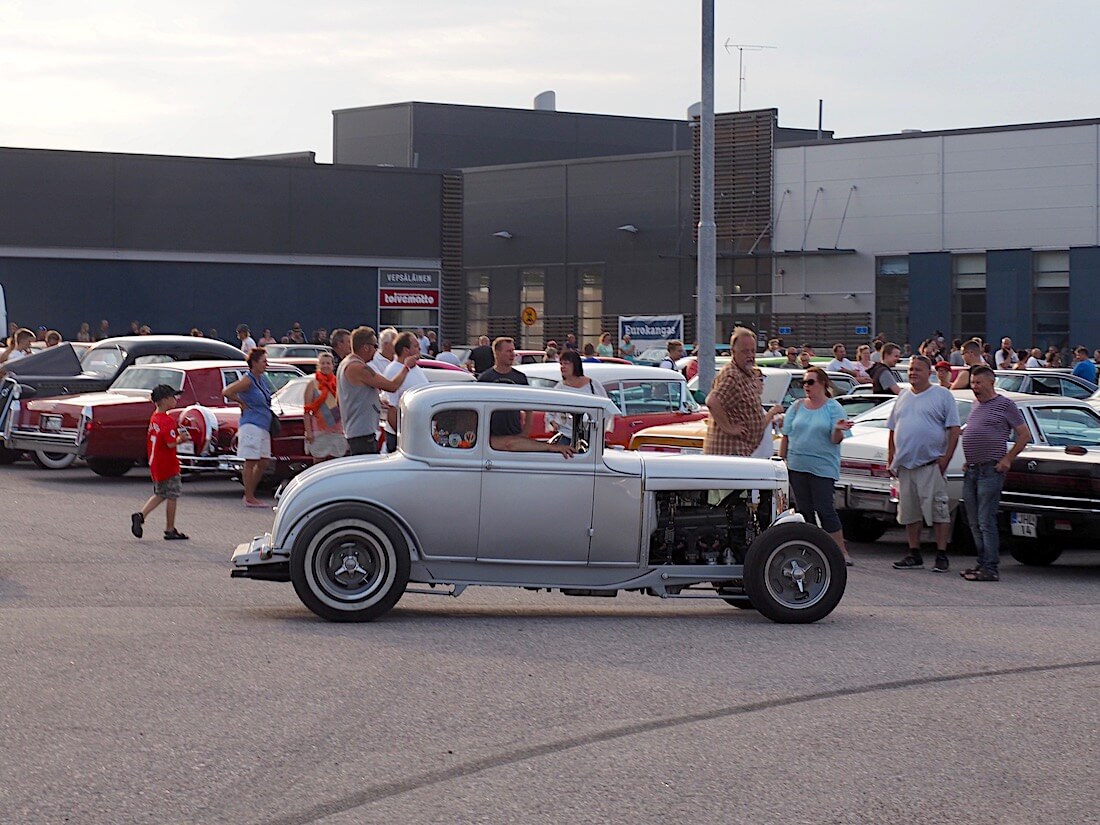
[{"x1": 648, "y1": 489, "x2": 771, "y2": 566}]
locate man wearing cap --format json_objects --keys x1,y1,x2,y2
[
  {"x1": 130, "y1": 384, "x2": 190, "y2": 540},
  {"x1": 934, "y1": 360, "x2": 953, "y2": 387}
]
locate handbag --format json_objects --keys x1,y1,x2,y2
[{"x1": 268, "y1": 415, "x2": 282, "y2": 438}]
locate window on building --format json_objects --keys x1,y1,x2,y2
[
  {"x1": 952, "y1": 254, "x2": 986, "y2": 342},
  {"x1": 465, "y1": 271, "x2": 489, "y2": 345},
  {"x1": 1033, "y1": 251, "x2": 1069, "y2": 355},
  {"x1": 520, "y1": 269, "x2": 545, "y2": 350},
  {"x1": 875, "y1": 257, "x2": 909, "y2": 345},
  {"x1": 577, "y1": 268, "x2": 603, "y2": 346}
]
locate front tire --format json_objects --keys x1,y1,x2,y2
[
  {"x1": 1008, "y1": 538, "x2": 1062, "y2": 567},
  {"x1": 86, "y1": 458, "x2": 134, "y2": 477},
  {"x1": 32, "y1": 450, "x2": 76, "y2": 470},
  {"x1": 744, "y1": 523, "x2": 846, "y2": 623},
  {"x1": 290, "y1": 504, "x2": 411, "y2": 622}
]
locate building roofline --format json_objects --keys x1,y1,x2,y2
[
  {"x1": 332, "y1": 100, "x2": 690, "y2": 125},
  {"x1": 778, "y1": 115, "x2": 1100, "y2": 148}
]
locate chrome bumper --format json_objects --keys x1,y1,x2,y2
[
  {"x1": 4, "y1": 427, "x2": 83, "y2": 454},
  {"x1": 180, "y1": 454, "x2": 244, "y2": 474},
  {"x1": 231, "y1": 534, "x2": 290, "y2": 581},
  {"x1": 834, "y1": 483, "x2": 897, "y2": 515}
]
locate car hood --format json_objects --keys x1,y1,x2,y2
[{"x1": 640, "y1": 453, "x2": 786, "y2": 487}]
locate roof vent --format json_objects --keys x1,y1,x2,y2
[
  {"x1": 687, "y1": 101, "x2": 702, "y2": 120},
  {"x1": 534, "y1": 91, "x2": 556, "y2": 111},
  {"x1": 901, "y1": 129, "x2": 922, "y2": 134}
]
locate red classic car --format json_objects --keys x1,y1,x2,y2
[
  {"x1": 5, "y1": 361, "x2": 303, "y2": 476},
  {"x1": 176, "y1": 359, "x2": 477, "y2": 481}
]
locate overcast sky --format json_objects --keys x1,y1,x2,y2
[{"x1": 2, "y1": 0, "x2": 1096, "y2": 163}]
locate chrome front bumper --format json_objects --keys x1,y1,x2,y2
[
  {"x1": 834, "y1": 483, "x2": 897, "y2": 515},
  {"x1": 230, "y1": 533, "x2": 290, "y2": 581},
  {"x1": 4, "y1": 427, "x2": 83, "y2": 454}
]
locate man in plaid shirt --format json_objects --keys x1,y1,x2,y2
[{"x1": 704, "y1": 327, "x2": 773, "y2": 456}]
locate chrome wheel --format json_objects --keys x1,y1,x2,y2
[
  {"x1": 744, "y1": 522, "x2": 846, "y2": 623},
  {"x1": 762, "y1": 541, "x2": 831, "y2": 610}
]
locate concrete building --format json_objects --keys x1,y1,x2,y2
[
  {"x1": 0, "y1": 147, "x2": 458, "y2": 341},
  {"x1": 774, "y1": 118, "x2": 1100, "y2": 351}
]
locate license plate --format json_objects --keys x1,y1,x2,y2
[
  {"x1": 41, "y1": 415, "x2": 62, "y2": 433},
  {"x1": 177, "y1": 441, "x2": 195, "y2": 455},
  {"x1": 1010, "y1": 512, "x2": 1038, "y2": 538}
]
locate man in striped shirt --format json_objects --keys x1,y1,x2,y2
[{"x1": 959, "y1": 366, "x2": 1031, "y2": 581}]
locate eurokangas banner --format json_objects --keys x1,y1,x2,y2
[{"x1": 618, "y1": 315, "x2": 684, "y2": 346}]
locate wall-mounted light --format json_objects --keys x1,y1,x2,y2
[
  {"x1": 843, "y1": 292, "x2": 856, "y2": 300},
  {"x1": 800, "y1": 293, "x2": 811, "y2": 301},
  {"x1": 617, "y1": 224, "x2": 639, "y2": 234},
  {"x1": 492, "y1": 230, "x2": 513, "y2": 239}
]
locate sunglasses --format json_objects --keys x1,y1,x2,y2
[{"x1": 803, "y1": 379, "x2": 817, "y2": 386}]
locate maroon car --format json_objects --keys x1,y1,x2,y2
[{"x1": 5, "y1": 361, "x2": 302, "y2": 477}]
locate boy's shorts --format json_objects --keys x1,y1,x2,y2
[{"x1": 153, "y1": 474, "x2": 182, "y2": 500}]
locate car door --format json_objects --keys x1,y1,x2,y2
[{"x1": 477, "y1": 402, "x2": 596, "y2": 564}]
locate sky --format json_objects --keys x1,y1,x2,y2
[{"x1": 1, "y1": 0, "x2": 1097, "y2": 163}]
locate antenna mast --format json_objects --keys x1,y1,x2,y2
[{"x1": 724, "y1": 41, "x2": 776, "y2": 110}]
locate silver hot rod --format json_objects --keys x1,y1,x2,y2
[{"x1": 231, "y1": 383, "x2": 847, "y2": 623}]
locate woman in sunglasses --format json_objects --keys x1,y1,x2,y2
[{"x1": 778, "y1": 366, "x2": 855, "y2": 564}]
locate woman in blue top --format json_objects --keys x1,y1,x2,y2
[
  {"x1": 779, "y1": 366, "x2": 855, "y2": 565},
  {"x1": 223, "y1": 347, "x2": 274, "y2": 508}
]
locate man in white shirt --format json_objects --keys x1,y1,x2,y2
[
  {"x1": 417, "y1": 329, "x2": 431, "y2": 357},
  {"x1": 0, "y1": 327, "x2": 34, "y2": 365},
  {"x1": 826, "y1": 343, "x2": 871, "y2": 383},
  {"x1": 236, "y1": 324, "x2": 256, "y2": 355},
  {"x1": 1024, "y1": 348, "x2": 1046, "y2": 368},
  {"x1": 659, "y1": 340, "x2": 684, "y2": 369},
  {"x1": 381, "y1": 332, "x2": 429, "y2": 452},
  {"x1": 371, "y1": 327, "x2": 398, "y2": 374},
  {"x1": 994, "y1": 337, "x2": 1019, "y2": 369},
  {"x1": 434, "y1": 342, "x2": 463, "y2": 366}
]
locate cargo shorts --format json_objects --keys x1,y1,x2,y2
[{"x1": 896, "y1": 461, "x2": 951, "y2": 526}]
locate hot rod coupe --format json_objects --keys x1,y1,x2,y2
[{"x1": 231, "y1": 383, "x2": 847, "y2": 624}]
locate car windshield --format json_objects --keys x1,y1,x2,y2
[
  {"x1": 1031, "y1": 406, "x2": 1100, "y2": 447},
  {"x1": 112, "y1": 366, "x2": 185, "y2": 392},
  {"x1": 273, "y1": 376, "x2": 311, "y2": 407},
  {"x1": 80, "y1": 343, "x2": 127, "y2": 378}
]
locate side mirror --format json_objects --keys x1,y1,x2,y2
[{"x1": 692, "y1": 389, "x2": 707, "y2": 406}]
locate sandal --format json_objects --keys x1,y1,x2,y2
[
  {"x1": 962, "y1": 568, "x2": 998, "y2": 582},
  {"x1": 960, "y1": 567, "x2": 980, "y2": 578},
  {"x1": 164, "y1": 528, "x2": 190, "y2": 541}
]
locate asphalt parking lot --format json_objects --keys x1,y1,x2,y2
[{"x1": 1, "y1": 462, "x2": 1098, "y2": 825}]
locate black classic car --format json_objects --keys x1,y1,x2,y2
[
  {"x1": 0, "y1": 335, "x2": 244, "y2": 466},
  {"x1": 997, "y1": 403, "x2": 1100, "y2": 566}
]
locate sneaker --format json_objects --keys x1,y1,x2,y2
[
  {"x1": 130, "y1": 512, "x2": 144, "y2": 539},
  {"x1": 893, "y1": 553, "x2": 924, "y2": 569},
  {"x1": 933, "y1": 554, "x2": 949, "y2": 572}
]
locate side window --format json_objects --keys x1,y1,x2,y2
[
  {"x1": 1060, "y1": 379, "x2": 1091, "y2": 400},
  {"x1": 1031, "y1": 407, "x2": 1100, "y2": 447},
  {"x1": 996, "y1": 375, "x2": 1024, "y2": 393},
  {"x1": 1031, "y1": 376, "x2": 1061, "y2": 395},
  {"x1": 222, "y1": 369, "x2": 244, "y2": 388},
  {"x1": 432, "y1": 409, "x2": 478, "y2": 450},
  {"x1": 264, "y1": 371, "x2": 300, "y2": 392},
  {"x1": 619, "y1": 381, "x2": 679, "y2": 415},
  {"x1": 134, "y1": 354, "x2": 174, "y2": 365},
  {"x1": 486, "y1": 407, "x2": 591, "y2": 455}
]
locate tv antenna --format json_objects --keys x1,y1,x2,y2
[{"x1": 724, "y1": 41, "x2": 776, "y2": 110}]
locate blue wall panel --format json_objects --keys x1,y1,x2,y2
[
  {"x1": 0, "y1": 258, "x2": 379, "y2": 342},
  {"x1": 1070, "y1": 246, "x2": 1100, "y2": 348},
  {"x1": 907, "y1": 252, "x2": 952, "y2": 345},
  {"x1": 985, "y1": 249, "x2": 1032, "y2": 346}
]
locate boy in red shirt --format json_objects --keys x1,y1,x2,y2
[{"x1": 130, "y1": 384, "x2": 191, "y2": 540}]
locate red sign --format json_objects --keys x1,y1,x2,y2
[{"x1": 379, "y1": 289, "x2": 439, "y2": 308}]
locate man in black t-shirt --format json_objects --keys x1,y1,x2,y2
[
  {"x1": 478, "y1": 337, "x2": 573, "y2": 457},
  {"x1": 467, "y1": 335, "x2": 494, "y2": 374}
]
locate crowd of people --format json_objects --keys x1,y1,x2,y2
[{"x1": 1, "y1": 314, "x2": 1086, "y2": 583}]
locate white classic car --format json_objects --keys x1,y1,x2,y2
[
  {"x1": 833, "y1": 389, "x2": 1100, "y2": 544},
  {"x1": 232, "y1": 383, "x2": 847, "y2": 624}
]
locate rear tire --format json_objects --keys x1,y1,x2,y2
[
  {"x1": 86, "y1": 458, "x2": 134, "y2": 477},
  {"x1": 32, "y1": 451, "x2": 76, "y2": 470},
  {"x1": 744, "y1": 523, "x2": 846, "y2": 623},
  {"x1": 1008, "y1": 538, "x2": 1062, "y2": 567},
  {"x1": 290, "y1": 504, "x2": 410, "y2": 622},
  {"x1": 839, "y1": 511, "x2": 888, "y2": 543}
]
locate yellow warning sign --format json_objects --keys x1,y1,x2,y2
[{"x1": 521, "y1": 306, "x2": 538, "y2": 326}]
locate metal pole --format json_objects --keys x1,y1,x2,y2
[{"x1": 697, "y1": 0, "x2": 717, "y2": 395}]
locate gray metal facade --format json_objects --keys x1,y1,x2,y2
[
  {"x1": 334, "y1": 102, "x2": 692, "y2": 170},
  {"x1": 462, "y1": 151, "x2": 696, "y2": 339},
  {"x1": 0, "y1": 147, "x2": 446, "y2": 337}
]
